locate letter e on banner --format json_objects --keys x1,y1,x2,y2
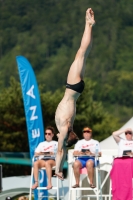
[{"x1": 32, "y1": 129, "x2": 40, "y2": 139}]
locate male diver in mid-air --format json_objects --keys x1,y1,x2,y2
[{"x1": 55, "y1": 8, "x2": 95, "y2": 180}]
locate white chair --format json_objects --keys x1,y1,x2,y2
[
  {"x1": 68, "y1": 150, "x2": 112, "y2": 200},
  {"x1": 99, "y1": 155, "x2": 113, "y2": 200},
  {"x1": 29, "y1": 158, "x2": 64, "y2": 200},
  {"x1": 69, "y1": 155, "x2": 103, "y2": 200}
]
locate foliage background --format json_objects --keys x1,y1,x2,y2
[{"x1": 0, "y1": 0, "x2": 133, "y2": 176}]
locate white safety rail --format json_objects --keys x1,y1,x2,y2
[
  {"x1": 29, "y1": 156, "x2": 65, "y2": 200},
  {"x1": 29, "y1": 166, "x2": 65, "y2": 200}
]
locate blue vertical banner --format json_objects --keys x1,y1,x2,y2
[{"x1": 16, "y1": 55, "x2": 48, "y2": 200}]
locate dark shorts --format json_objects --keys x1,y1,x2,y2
[
  {"x1": 34, "y1": 156, "x2": 55, "y2": 161},
  {"x1": 41, "y1": 158, "x2": 55, "y2": 161},
  {"x1": 77, "y1": 157, "x2": 99, "y2": 168}
]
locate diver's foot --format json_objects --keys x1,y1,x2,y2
[
  {"x1": 32, "y1": 181, "x2": 38, "y2": 190},
  {"x1": 86, "y1": 8, "x2": 95, "y2": 26}
]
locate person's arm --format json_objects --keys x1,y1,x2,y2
[
  {"x1": 34, "y1": 152, "x2": 45, "y2": 156},
  {"x1": 73, "y1": 150, "x2": 85, "y2": 156},
  {"x1": 112, "y1": 128, "x2": 132, "y2": 143},
  {"x1": 34, "y1": 143, "x2": 45, "y2": 156},
  {"x1": 73, "y1": 142, "x2": 85, "y2": 156},
  {"x1": 73, "y1": 150, "x2": 83, "y2": 156},
  {"x1": 112, "y1": 129, "x2": 124, "y2": 143}
]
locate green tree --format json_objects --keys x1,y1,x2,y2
[
  {"x1": 75, "y1": 79, "x2": 119, "y2": 141},
  {"x1": 0, "y1": 77, "x2": 119, "y2": 152},
  {"x1": 0, "y1": 0, "x2": 133, "y2": 140}
]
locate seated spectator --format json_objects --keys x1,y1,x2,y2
[
  {"x1": 112, "y1": 128, "x2": 133, "y2": 157},
  {"x1": 72, "y1": 127, "x2": 101, "y2": 188},
  {"x1": 32, "y1": 126, "x2": 58, "y2": 190}
]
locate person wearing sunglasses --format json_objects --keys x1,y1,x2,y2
[
  {"x1": 112, "y1": 128, "x2": 133, "y2": 157},
  {"x1": 72, "y1": 127, "x2": 101, "y2": 188},
  {"x1": 55, "y1": 8, "x2": 95, "y2": 180},
  {"x1": 32, "y1": 126, "x2": 58, "y2": 190}
]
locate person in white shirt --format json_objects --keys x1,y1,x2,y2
[
  {"x1": 72, "y1": 127, "x2": 101, "y2": 188},
  {"x1": 32, "y1": 126, "x2": 58, "y2": 190},
  {"x1": 112, "y1": 128, "x2": 133, "y2": 157}
]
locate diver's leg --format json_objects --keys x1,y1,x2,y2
[{"x1": 67, "y1": 8, "x2": 95, "y2": 84}]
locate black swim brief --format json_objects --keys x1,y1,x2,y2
[{"x1": 66, "y1": 80, "x2": 85, "y2": 93}]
